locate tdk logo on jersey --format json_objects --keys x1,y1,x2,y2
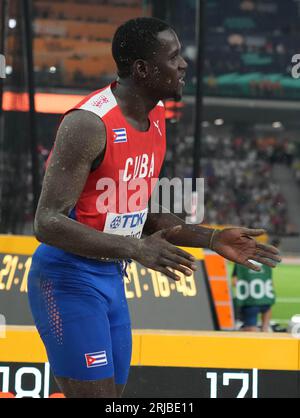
[
  {"x1": 110, "y1": 216, "x2": 122, "y2": 229},
  {"x1": 104, "y1": 209, "x2": 148, "y2": 237},
  {"x1": 113, "y1": 128, "x2": 127, "y2": 144},
  {"x1": 110, "y1": 213, "x2": 146, "y2": 229}
]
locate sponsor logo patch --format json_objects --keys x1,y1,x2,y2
[
  {"x1": 103, "y1": 209, "x2": 148, "y2": 239},
  {"x1": 91, "y1": 95, "x2": 109, "y2": 108},
  {"x1": 110, "y1": 216, "x2": 122, "y2": 229}
]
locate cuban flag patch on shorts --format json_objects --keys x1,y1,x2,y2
[{"x1": 85, "y1": 351, "x2": 108, "y2": 368}]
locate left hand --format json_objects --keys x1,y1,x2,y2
[{"x1": 211, "y1": 228, "x2": 281, "y2": 271}]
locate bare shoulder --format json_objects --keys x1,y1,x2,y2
[
  {"x1": 36, "y1": 110, "x2": 106, "y2": 220},
  {"x1": 53, "y1": 109, "x2": 106, "y2": 165}
]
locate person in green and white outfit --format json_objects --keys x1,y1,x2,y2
[{"x1": 232, "y1": 239, "x2": 280, "y2": 332}]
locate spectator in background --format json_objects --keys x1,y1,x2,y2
[{"x1": 232, "y1": 238, "x2": 280, "y2": 332}]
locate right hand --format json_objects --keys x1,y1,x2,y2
[{"x1": 135, "y1": 226, "x2": 198, "y2": 281}]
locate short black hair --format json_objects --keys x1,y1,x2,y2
[{"x1": 112, "y1": 17, "x2": 172, "y2": 78}]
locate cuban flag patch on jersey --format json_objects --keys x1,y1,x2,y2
[
  {"x1": 113, "y1": 128, "x2": 128, "y2": 143},
  {"x1": 85, "y1": 351, "x2": 108, "y2": 368}
]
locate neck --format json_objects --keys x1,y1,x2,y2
[{"x1": 112, "y1": 78, "x2": 159, "y2": 122}]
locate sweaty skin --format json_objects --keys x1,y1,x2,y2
[
  {"x1": 34, "y1": 28, "x2": 281, "y2": 398},
  {"x1": 35, "y1": 109, "x2": 198, "y2": 279},
  {"x1": 35, "y1": 29, "x2": 281, "y2": 279}
]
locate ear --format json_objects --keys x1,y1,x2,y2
[{"x1": 133, "y1": 59, "x2": 149, "y2": 79}]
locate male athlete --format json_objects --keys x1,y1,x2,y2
[{"x1": 27, "y1": 17, "x2": 281, "y2": 398}]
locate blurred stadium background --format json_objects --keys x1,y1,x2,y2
[
  {"x1": 1, "y1": 0, "x2": 299, "y2": 327},
  {"x1": 0, "y1": 0, "x2": 300, "y2": 398}
]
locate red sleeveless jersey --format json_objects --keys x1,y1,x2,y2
[{"x1": 63, "y1": 81, "x2": 166, "y2": 238}]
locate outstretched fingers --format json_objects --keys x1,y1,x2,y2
[
  {"x1": 157, "y1": 266, "x2": 181, "y2": 281},
  {"x1": 242, "y1": 260, "x2": 261, "y2": 271},
  {"x1": 255, "y1": 248, "x2": 281, "y2": 263},
  {"x1": 241, "y1": 228, "x2": 266, "y2": 237},
  {"x1": 158, "y1": 247, "x2": 197, "y2": 280},
  {"x1": 251, "y1": 256, "x2": 278, "y2": 268},
  {"x1": 256, "y1": 243, "x2": 280, "y2": 255},
  {"x1": 160, "y1": 257, "x2": 195, "y2": 277}
]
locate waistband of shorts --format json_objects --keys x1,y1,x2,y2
[
  {"x1": 34, "y1": 243, "x2": 122, "y2": 268},
  {"x1": 33, "y1": 243, "x2": 132, "y2": 276}
]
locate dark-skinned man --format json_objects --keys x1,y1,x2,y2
[{"x1": 27, "y1": 17, "x2": 281, "y2": 398}]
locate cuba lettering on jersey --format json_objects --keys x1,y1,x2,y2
[{"x1": 63, "y1": 81, "x2": 166, "y2": 238}]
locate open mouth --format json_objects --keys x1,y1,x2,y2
[
  {"x1": 178, "y1": 73, "x2": 186, "y2": 85},
  {"x1": 179, "y1": 77, "x2": 185, "y2": 86}
]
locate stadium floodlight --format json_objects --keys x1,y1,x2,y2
[
  {"x1": 214, "y1": 118, "x2": 224, "y2": 126},
  {"x1": 5, "y1": 65, "x2": 12, "y2": 75},
  {"x1": 8, "y1": 18, "x2": 17, "y2": 29},
  {"x1": 272, "y1": 122, "x2": 283, "y2": 129}
]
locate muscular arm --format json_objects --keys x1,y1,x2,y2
[
  {"x1": 144, "y1": 208, "x2": 281, "y2": 271},
  {"x1": 144, "y1": 211, "x2": 214, "y2": 248},
  {"x1": 35, "y1": 110, "x2": 280, "y2": 274},
  {"x1": 34, "y1": 110, "x2": 196, "y2": 280},
  {"x1": 34, "y1": 110, "x2": 140, "y2": 260}
]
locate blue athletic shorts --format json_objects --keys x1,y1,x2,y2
[
  {"x1": 241, "y1": 305, "x2": 271, "y2": 327},
  {"x1": 27, "y1": 244, "x2": 132, "y2": 385}
]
